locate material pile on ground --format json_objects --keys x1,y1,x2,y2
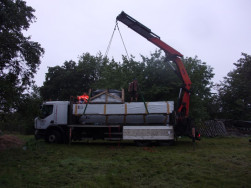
[
  {"x1": 0, "y1": 135, "x2": 24, "y2": 151},
  {"x1": 197, "y1": 120, "x2": 251, "y2": 137},
  {"x1": 197, "y1": 120, "x2": 228, "y2": 137}
]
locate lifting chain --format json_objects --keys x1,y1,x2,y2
[{"x1": 105, "y1": 22, "x2": 130, "y2": 60}]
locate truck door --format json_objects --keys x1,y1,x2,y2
[{"x1": 36, "y1": 104, "x2": 55, "y2": 129}]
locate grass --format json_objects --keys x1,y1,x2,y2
[{"x1": 0, "y1": 136, "x2": 250, "y2": 188}]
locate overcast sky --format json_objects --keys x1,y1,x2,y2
[{"x1": 24, "y1": 0, "x2": 251, "y2": 87}]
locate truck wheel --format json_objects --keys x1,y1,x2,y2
[{"x1": 46, "y1": 130, "x2": 62, "y2": 144}]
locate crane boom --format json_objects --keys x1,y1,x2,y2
[
  {"x1": 116, "y1": 11, "x2": 183, "y2": 58},
  {"x1": 116, "y1": 11, "x2": 191, "y2": 117}
]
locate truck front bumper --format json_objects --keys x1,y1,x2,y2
[{"x1": 35, "y1": 129, "x2": 46, "y2": 140}]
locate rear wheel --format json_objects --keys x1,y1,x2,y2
[{"x1": 46, "y1": 130, "x2": 62, "y2": 144}]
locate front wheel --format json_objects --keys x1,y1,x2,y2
[{"x1": 46, "y1": 130, "x2": 62, "y2": 144}]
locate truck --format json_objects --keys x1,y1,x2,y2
[{"x1": 34, "y1": 11, "x2": 200, "y2": 145}]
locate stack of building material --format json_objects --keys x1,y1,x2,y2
[
  {"x1": 73, "y1": 101, "x2": 174, "y2": 115},
  {"x1": 73, "y1": 101, "x2": 174, "y2": 125}
]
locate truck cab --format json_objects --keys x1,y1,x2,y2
[{"x1": 35, "y1": 101, "x2": 69, "y2": 142}]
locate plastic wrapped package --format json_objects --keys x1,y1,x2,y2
[{"x1": 73, "y1": 101, "x2": 174, "y2": 115}]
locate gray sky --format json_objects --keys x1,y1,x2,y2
[{"x1": 25, "y1": 0, "x2": 251, "y2": 87}]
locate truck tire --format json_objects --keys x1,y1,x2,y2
[{"x1": 46, "y1": 130, "x2": 62, "y2": 144}]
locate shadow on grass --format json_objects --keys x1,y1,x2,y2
[{"x1": 67, "y1": 138, "x2": 195, "y2": 147}]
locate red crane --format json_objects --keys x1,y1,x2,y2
[{"x1": 116, "y1": 11, "x2": 200, "y2": 140}]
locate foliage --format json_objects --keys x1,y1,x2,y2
[
  {"x1": 16, "y1": 86, "x2": 42, "y2": 134},
  {"x1": 183, "y1": 56, "x2": 214, "y2": 120},
  {"x1": 0, "y1": 0, "x2": 44, "y2": 112},
  {"x1": 40, "y1": 53, "x2": 103, "y2": 100},
  {"x1": 218, "y1": 53, "x2": 251, "y2": 120},
  {"x1": 40, "y1": 50, "x2": 214, "y2": 120},
  {"x1": 0, "y1": 136, "x2": 250, "y2": 187},
  {"x1": 139, "y1": 50, "x2": 179, "y2": 101},
  {"x1": 0, "y1": 85, "x2": 42, "y2": 134}
]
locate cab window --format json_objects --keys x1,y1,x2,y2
[{"x1": 40, "y1": 105, "x2": 53, "y2": 119}]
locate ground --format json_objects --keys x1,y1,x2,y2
[
  {"x1": 0, "y1": 134, "x2": 24, "y2": 151},
  {"x1": 0, "y1": 135, "x2": 250, "y2": 188}
]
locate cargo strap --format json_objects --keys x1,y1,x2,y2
[
  {"x1": 83, "y1": 95, "x2": 90, "y2": 115},
  {"x1": 138, "y1": 86, "x2": 149, "y2": 114}
]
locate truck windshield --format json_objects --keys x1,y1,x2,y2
[{"x1": 40, "y1": 105, "x2": 53, "y2": 119}]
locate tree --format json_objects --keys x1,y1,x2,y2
[
  {"x1": 183, "y1": 56, "x2": 214, "y2": 120},
  {"x1": 0, "y1": 85, "x2": 42, "y2": 134},
  {"x1": 0, "y1": 0, "x2": 44, "y2": 111},
  {"x1": 40, "y1": 61, "x2": 77, "y2": 100},
  {"x1": 40, "y1": 53, "x2": 103, "y2": 100},
  {"x1": 16, "y1": 85, "x2": 42, "y2": 133},
  {"x1": 218, "y1": 53, "x2": 251, "y2": 120},
  {"x1": 132, "y1": 51, "x2": 214, "y2": 121},
  {"x1": 40, "y1": 51, "x2": 214, "y2": 121},
  {"x1": 140, "y1": 50, "x2": 179, "y2": 101}
]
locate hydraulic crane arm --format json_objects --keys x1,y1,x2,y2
[
  {"x1": 116, "y1": 11, "x2": 183, "y2": 58},
  {"x1": 116, "y1": 11, "x2": 191, "y2": 117}
]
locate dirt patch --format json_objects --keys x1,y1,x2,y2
[{"x1": 0, "y1": 135, "x2": 25, "y2": 151}]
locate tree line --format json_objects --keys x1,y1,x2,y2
[
  {"x1": 0, "y1": 0, "x2": 250, "y2": 133},
  {"x1": 40, "y1": 51, "x2": 215, "y2": 121}
]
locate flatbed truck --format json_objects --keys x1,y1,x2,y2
[
  {"x1": 35, "y1": 98, "x2": 175, "y2": 145},
  {"x1": 34, "y1": 11, "x2": 200, "y2": 145}
]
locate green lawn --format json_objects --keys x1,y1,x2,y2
[{"x1": 0, "y1": 136, "x2": 250, "y2": 188}]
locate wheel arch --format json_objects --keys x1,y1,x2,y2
[
  {"x1": 46, "y1": 125, "x2": 68, "y2": 143},
  {"x1": 47, "y1": 125, "x2": 65, "y2": 134}
]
